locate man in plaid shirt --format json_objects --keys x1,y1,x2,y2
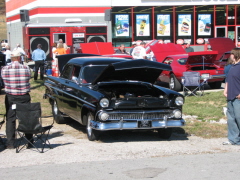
[{"x1": 2, "y1": 50, "x2": 31, "y2": 149}]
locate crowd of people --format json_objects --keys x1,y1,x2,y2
[{"x1": 0, "y1": 39, "x2": 68, "y2": 149}]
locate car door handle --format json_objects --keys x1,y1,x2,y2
[{"x1": 65, "y1": 88, "x2": 73, "y2": 91}]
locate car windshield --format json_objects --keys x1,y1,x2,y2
[
  {"x1": 178, "y1": 58, "x2": 187, "y2": 65},
  {"x1": 81, "y1": 65, "x2": 107, "y2": 83}
]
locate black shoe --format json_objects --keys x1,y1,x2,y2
[{"x1": 27, "y1": 143, "x2": 34, "y2": 149}]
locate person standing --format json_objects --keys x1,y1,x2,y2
[
  {"x1": 131, "y1": 41, "x2": 147, "y2": 59},
  {"x1": 32, "y1": 44, "x2": 46, "y2": 80},
  {"x1": 53, "y1": 43, "x2": 66, "y2": 55},
  {"x1": 4, "y1": 45, "x2": 12, "y2": 65},
  {"x1": 2, "y1": 50, "x2": 31, "y2": 149},
  {"x1": 52, "y1": 42, "x2": 57, "y2": 59},
  {"x1": 185, "y1": 43, "x2": 194, "y2": 53},
  {"x1": 129, "y1": 42, "x2": 136, "y2": 55},
  {"x1": 223, "y1": 48, "x2": 240, "y2": 145},
  {"x1": 13, "y1": 43, "x2": 27, "y2": 64},
  {"x1": 115, "y1": 44, "x2": 129, "y2": 54},
  {"x1": 224, "y1": 57, "x2": 234, "y2": 81}
]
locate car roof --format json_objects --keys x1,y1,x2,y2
[{"x1": 68, "y1": 57, "x2": 129, "y2": 66}]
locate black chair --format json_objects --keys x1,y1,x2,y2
[
  {"x1": 15, "y1": 102, "x2": 53, "y2": 153},
  {"x1": 181, "y1": 72, "x2": 208, "y2": 97},
  {"x1": 0, "y1": 114, "x2": 5, "y2": 145}
]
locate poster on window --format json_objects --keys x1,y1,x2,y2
[
  {"x1": 136, "y1": 14, "x2": 150, "y2": 36},
  {"x1": 115, "y1": 14, "x2": 130, "y2": 37},
  {"x1": 178, "y1": 14, "x2": 191, "y2": 36},
  {"x1": 156, "y1": 14, "x2": 170, "y2": 36},
  {"x1": 198, "y1": 14, "x2": 211, "y2": 36}
]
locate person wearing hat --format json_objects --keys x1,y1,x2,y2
[
  {"x1": 129, "y1": 42, "x2": 137, "y2": 55},
  {"x1": 2, "y1": 50, "x2": 32, "y2": 149},
  {"x1": 32, "y1": 44, "x2": 46, "y2": 80}
]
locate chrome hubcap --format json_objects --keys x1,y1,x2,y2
[
  {"x1": 87, "y1": 115, "x2": 92, "y2": 136},
  {"x1": 53, "y1": 102, "x2": 58, "y2": 115}
]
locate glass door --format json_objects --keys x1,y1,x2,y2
[{"x1": 215, "y1": 26, "x2": 227, "y2": 37}]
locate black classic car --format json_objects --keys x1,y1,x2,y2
[{"x1": 44, "y1": 55, "x2": 185, "y2": 141}]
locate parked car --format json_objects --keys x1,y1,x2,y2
[
  {"x1": 209, "y1": 37, "x2": 236, "y2": 68},
  {"x1": 150, "y1": 43, "x2": 225, "y2": 91},
  {"x1": 44, "y1": 55, "x2": 185, "y2": 141}
]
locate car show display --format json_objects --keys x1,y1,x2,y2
[{"x1": 44, "y1": 55, "x2": 185, "y2": 141}]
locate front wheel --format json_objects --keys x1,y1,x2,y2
[
  {"x1": 157, "y1": 128, "x2": 173, "y2": 139},
  {"x1": 86, "y1": 113, "x2": 100, "y2": 141},
  {"x1": 52, "y1": 101, "x2": 66, "y2": 124},
  {"x1": 169, "y1": 74, "x2": 182, "y2": 92}
]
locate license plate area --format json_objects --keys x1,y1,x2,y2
[{"x1": 138, "y1": 120, "x2": 152, "y2": 128}]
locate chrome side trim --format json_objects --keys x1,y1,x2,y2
[{"x1": 45, "y1": 84, "x2": 96, "y2": 108}]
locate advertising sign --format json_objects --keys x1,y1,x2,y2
[
  {"x1": 115, "y1": 14, "x2": 130, "y2": 37},
  {"x1": 178, "y1": 14, "x2": 191, "y2": 36},
  {"x1": 156, "y1": 14, "x2": 170, "y2": 36},
  {"x1": 198, "y1": 14, "x2": 211, "y2": 36},
  {"x1": 136, "y1": 14, "x2": 150, "y2": 36}
]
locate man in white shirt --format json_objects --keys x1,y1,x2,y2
[
  {"x1": 13, "y1": 43, "x2": 26, "y2": 64},
  {"x1": 131, "y1": 41, "x2": 147, "y2": 59},
  {"x1": 4, "y1": 45, "x2": 11, "y2": 65}
]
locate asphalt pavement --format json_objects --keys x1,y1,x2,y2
[{"x1": 0, "y1": 152, "x2": 239, "y2": 180}]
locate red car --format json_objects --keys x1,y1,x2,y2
[
  {"x1": 209, "y1": 37, "x2": 235, "y2": 68},
  {"x1": 150, "y1": 43, "x2": 225, "y2": 91}
]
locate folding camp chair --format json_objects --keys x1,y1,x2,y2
[
  {"x1": 0, "y1": 114, "x2": 5, "y2": 145},
  {"x1": 181, "y1": 71, "x2": 207, "y2": 97},
  {"x1": 15, "y1": 102, "x2": 53, "y2": 153}
]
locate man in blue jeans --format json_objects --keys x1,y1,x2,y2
[
  {"x1": 223, "y1": 48, "x2": 240, "y2": 145},
  {"x1": 32, "y1": 44, "x2": 46, "y2": 80}
]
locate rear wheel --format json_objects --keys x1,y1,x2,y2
[
  {"x1": 157, "y1": 128, "x2": 173, "y2": 139},
  {"x1": 52, "y1": 101, "x2": 66, "y2": 124},
  {"x1": 208, "y1": 81, "x2": 222, "y2": 89},
  {"x1": 169, "y1": 74, "x2": 182, "y2": 92},
  {"x1": 86, "y1": 113, "x2": 99, "y2": 141}
]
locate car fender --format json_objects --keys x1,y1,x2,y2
[{"x1": 81, "y1": 104, "x2": 97, "y2": 125}]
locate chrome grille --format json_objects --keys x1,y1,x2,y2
[{"x1": 108, "y1": 112, "x2": 169, "y2": 120}]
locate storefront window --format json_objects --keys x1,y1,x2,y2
[
  {"x1": 133, "y1": 6, "x2": 153, "y2": 41},
  {"x1": 228, "y1": 5, "x2": 235, "y2": 25},
  {"x1": 237, "y1": 5, "x2": 240, "y2": 25},
  {"x1": 216, "y1": 5, "x2": 226, "y2": 25},
  {"x1": 154, "y1": 6, "x2": 173, "y2": 43},
  {"x1": 175, "y1": 6, "x2": 193, "y2": 44},
  {"x1": 112, "y1": 7, "x2": 132, "y2": 47},
  {"x1": 196, "y1": 5, "x2": 214, "y2": 44}
]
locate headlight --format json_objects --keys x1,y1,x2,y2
[
  {"x1": 98, "y1": 112, "x2": 109, "y2": 121},
  {"x1": 100, "y1": 98, "x2": 109, "y2": 108},
  {"x1": 173, "y1": 109, "x2": 182, "y2": 118},
  {"x1": 175, "y1": 96, "x2": 184, "y2": 106}
]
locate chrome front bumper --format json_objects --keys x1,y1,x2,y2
[
  {"x1": 91, "y1": 110, "x2": 185, "y2": 130},
  {"x1": 91, "y1": 118, "x2": 185, "y2": 130},
  {"x1": 210, "y1": 74, "x2": 225, "y2": 79}
]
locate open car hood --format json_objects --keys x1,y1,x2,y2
[
  {"x1": 81, "y1": 42, "x2": 115, "y2": 55},
  {"x1": 91, "y1": 59, "x2": 172, "y2": 85},
  {"x1": 208, "y1": 37, "x2": 235, "y2": 60},
  {"x1": 185, "y1": 51, "x2": 218, "y2": 65},
  {"x1": 150, "y1": 43, "x2": 186, "y2": 62}
]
